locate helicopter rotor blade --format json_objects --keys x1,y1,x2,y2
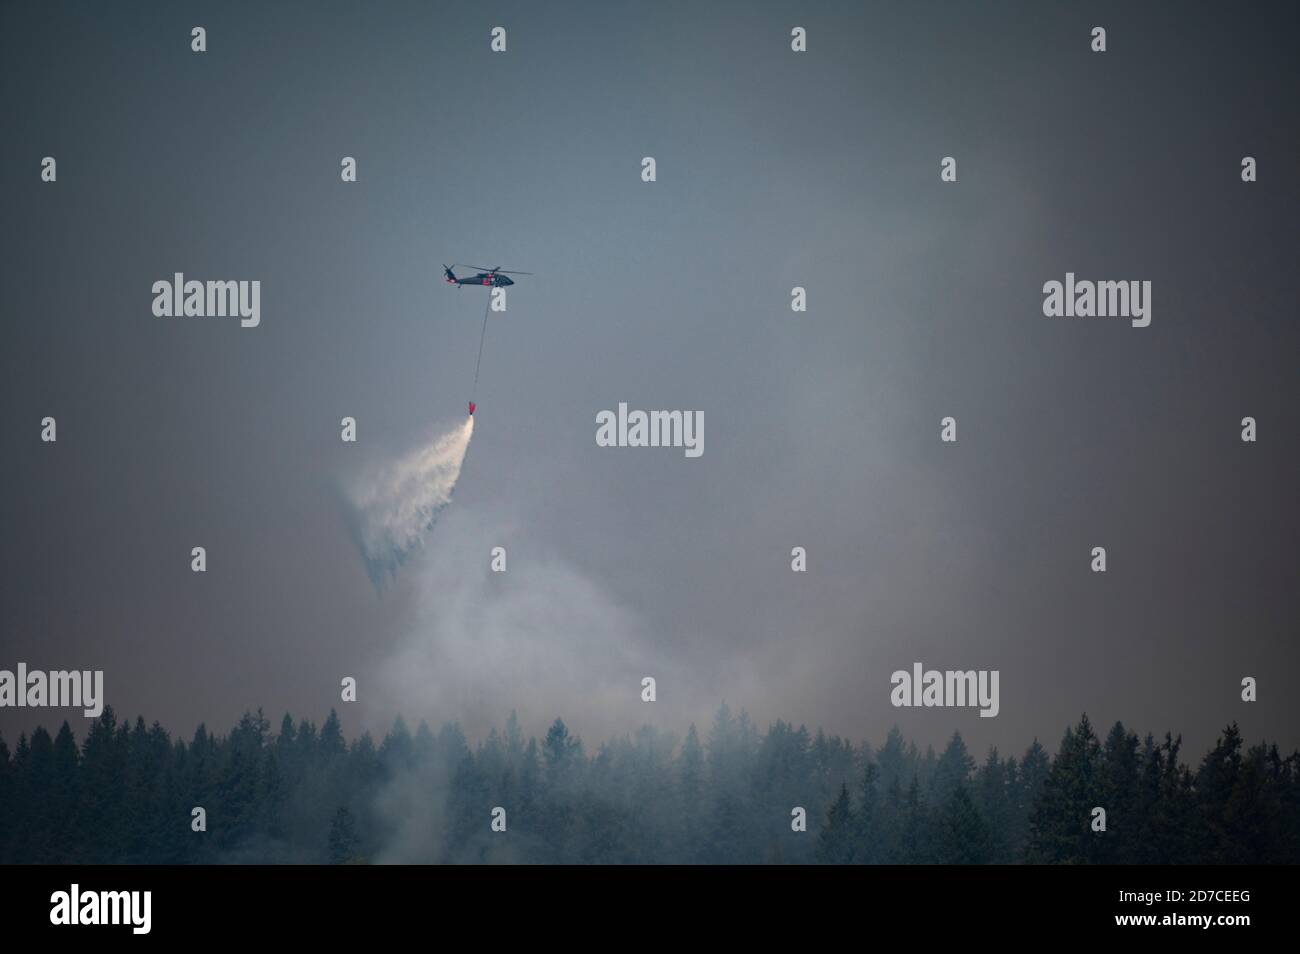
[{"x1": 457, "y1": 264, "x2": 534, "y2": 275}]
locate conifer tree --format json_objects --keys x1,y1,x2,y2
[
  {"x1": 1028, "y1": 715, "x2": 1102, "y2": 863},
  {"x1": 817, "y1": 783, "x2": 855, "y2": 863},
  {"x1": 328, "y1": 806, "x2": 362, "y2": 864}
]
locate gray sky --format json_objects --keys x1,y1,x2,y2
[{"x1": 2, "y1": 0, "x2": 1296, "y2": 758}]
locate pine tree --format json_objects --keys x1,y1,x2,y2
[
  {"x1": 543, "y1": 718, "x2": 582, "y2": 787},
  {"x1": 854, "y1": 762, "x2": 883, "y2": 863},
  {"x1": 0, "y1": 733, "x2": 11, "y2": 861},
  {"x1": 1028, "y1": 715, "x2": 1102, "y2": 863},
  {"x1": 1098, "y1": 722, "x2": 1140, "y2": 863},
  {"x1": 976, "y1": 748, "x2": 1013, "y2": 863},
  {"x1": 932, "y1": 731, "x2": 975, "y2": 803},
  {"x1": 78, "y1": 708, "x2": 127, "y2": 862},
  {"x1": 1012, "y1": 739, "x2": 1050, "y2": 860},
  {"x1": 876, "y1": 726, "x2": 909, "y2": 794},
  {"x1": 49, "y1": 722, "x2": 81, "y2": 862},
  {"x1": 817, "y1": 783, "x2": 856, "y2": 863},
  {"x1": 23, "y1": 728, "x2": 57, "y2": 862},
  {"x1": 328, "y1": 806, "x2": 362, "y2": 863},
  {"x1": 899, "y1": 773, "x2": 930, "y2": 863},
  {"x1": 936, "y1": 784, "x2": 991, "y2": 864}
]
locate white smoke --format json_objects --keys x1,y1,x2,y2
[{"x1": 348, "y1": 416, "x2": 474, "y2": 582}]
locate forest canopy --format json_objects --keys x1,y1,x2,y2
[{"x1": 1, "y1": 707, "x2": 1295, "y2": 864}]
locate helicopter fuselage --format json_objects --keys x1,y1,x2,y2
[{"x1": 448, "y1": 272, "x2": 513, "y2": 287}]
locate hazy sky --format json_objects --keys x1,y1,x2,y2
[{"x1": 2, "y1": 0, "x2": 1296, "y2": 758}]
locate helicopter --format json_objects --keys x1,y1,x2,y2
[
  {"x1": 446, "y1": 263, "x2": 535, "y2": 417},
  {"x1": 443, "y1": 264, "x2": 533, "y2": 288}
]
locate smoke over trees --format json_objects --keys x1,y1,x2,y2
[{"x1": 0, "y1": 708, "x2": 1296, "y2": 864}]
